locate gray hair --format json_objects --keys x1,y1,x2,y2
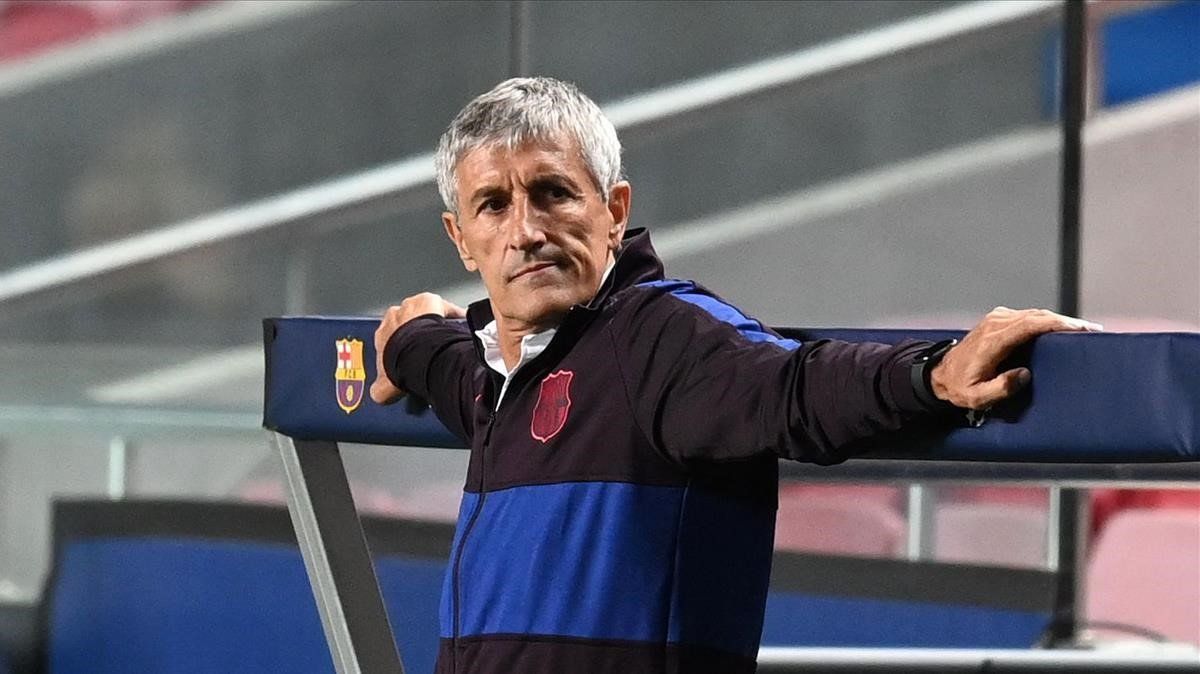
[{"x1": 434, "y1": 77, "x2": 622, "y2": 213}]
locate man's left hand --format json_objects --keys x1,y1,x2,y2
[{"x1": 930, "y1": 307, "x2": 1103, "y2": 411}]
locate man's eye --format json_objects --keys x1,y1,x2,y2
[
  {"x1": 546, "y1": 185, "x2": 571, "y2": 200},
  {"x1": 481, "y1": 198, "x2": 506, "y2": 213}
]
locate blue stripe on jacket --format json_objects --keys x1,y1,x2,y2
[
  {"x1": 638, "y1": 279, "x2": 802, "y2": 350},
  {"x1": 443, "y1": 481, "x2": 775, "y2": 656},
  {"x1": 444, "y1": 482, "x2": 683, "y2": 641}
]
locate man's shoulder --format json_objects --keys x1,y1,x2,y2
[
  {"x1": 607, "y1": 278, "x2": 801, "y2": 350},
  {"x1": 610, "y1": 277, "x2": 704, "y2": 305},
  {"x1": 609, "y1": 277, "x2": 747, "y2": 323}
]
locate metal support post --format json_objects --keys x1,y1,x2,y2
[
  {"x1": 1046, "y1": 485, "x2": 1062, "y2": 571},
  {"x1": 272, "y1": 432, "x2": 405, "y2": 674},
  {"x1": 285, "y1": 242, "x2": 313, "y2": 315},
  {"x1": 905, "y1": 483, "x2": 937, "y2": 561},
  {"x1": 107, "y1": 436, "x2": 130, "y2": 499},
  {"x1": 509, "y1": 0, "x2": 531, "y2": 77},
  {"x1": 1045, "y1": 0, "x2": 1089, "y2": 646}
]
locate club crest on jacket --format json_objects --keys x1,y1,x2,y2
[
  {"x1": 334, "y1": 338, "x2": 366, "y2": 414},
  {"x1": 531, "y1": 370, "x2": 574, "y2": 442}
]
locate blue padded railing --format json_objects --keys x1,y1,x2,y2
[{"x1": 264, "y1": 317, "x2": 1200, "y2": 462}]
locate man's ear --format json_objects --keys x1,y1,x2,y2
[
  {"x1": 442, "y1": 212, "x2": 478, "y2": 273},
  {"x1": 605, "y1": 181, "x2": 631, "y2": 252}
]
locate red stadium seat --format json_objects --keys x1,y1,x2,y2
[
  {"x1": 1090, "y1": 488, "x2": 1200, "y2": 539},
  {"x1": 943, "y1": 485, "x2": 1049, "y2": 508},
  {"x1": 775, "y1": 490, "x2": 906, "y2": 557},
  {"x1": 934, "y1": 502, "x2": 1047, "y2": 568},
  {"x1": 0, "y1": 1, "x2": 104, "y2": 61},
  {"x1": 1085, "y1": 508, "x2": 1200, "y2": 645},
  {"x1": 0, "y1": 0, "x2": 197, "y2": 62},
  {"x1": 778, "y1": 482, "x2": 904, "y2": 510}
]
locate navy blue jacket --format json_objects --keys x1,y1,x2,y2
[{"x1": 384, "y1": 229, "x2": 948, "y2": 673}]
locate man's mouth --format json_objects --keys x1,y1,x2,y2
[{"x1": 510, "y1": 261, "x2": 558, "y2": 281}]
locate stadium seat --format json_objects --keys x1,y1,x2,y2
[
  {"x1": 1090, "y1": 488, "x2": 1200, "y2": 539},
  {"x1": 934, "y1": 502, "x2": 1047, "y2": 568},
  {"x1": 0, "y1": 0, "x2": 195, "y2": 62},
  {"x1": 775, "y1": 491, "x2": 906, "y2": 557},
  {"x1": 778, "y1": 482, "x2": 904, "y2": 510},
  {"x1": 944, "y1": 485, "x2": 1048, "y2": 508},
  {"x1": 0, "y1": 1, "x2": 103, "y2": 61},
  {"x1": 1085, "y1": 508, "x2": 1200, "y2": 645}
]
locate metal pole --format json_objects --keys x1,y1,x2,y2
[
  {"x1": 1045, "y1": 485, "x2": 1062, "y2": 571},
  {"x1": 273, "y1": 432, "x2": 405, "y2": 674},
  {"x1": 106, "y1": 436, "x2": 129, "y2": 499},
  {"x1": 1059, "y1": 0, "x2": 1085, "y2": 316},
  {"x1": 509, "y1": 0, "x2": 531, "y2": 77},
  {"x1": 1046, "y1": 0, "x2": 1088, "y2": 647},
  {"x1": 905, "y1": 483, "x2": 937, "y2": 561},
  {"x1": 285, "y1": 242, "x2": 312, "y2": 315}
]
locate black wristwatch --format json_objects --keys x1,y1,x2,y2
[
  {"x1": 909, "y1": 338, "x2": 957, "y2": 410},
  {"x1": 909, "y1": 338, "x2": 988, "y2": 427}
]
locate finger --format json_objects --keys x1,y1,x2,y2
[
  {"x1": 369, "y1": 379, "x2": 388, "y2": 404},
  {"x1": 1027, "y1": 309, "x2": 1103, "y2": 331},
  {"x1": 1008, "y1": 312, "x2": 1101, "y2": 341},
  {"x1": 1061, "y1": 315, "x2": 1104, "y2": 332},
  {"x1": 967, "y1": 367, "x2": 1032, "y2": 409},
  {"x1": 370, "y1": 378, "x2": 405, "y2": 405},
  {"x1": 444, "y1": 301, "x2": 467, "y2": 319}
]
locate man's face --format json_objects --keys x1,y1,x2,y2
[{"x1": 442, "y1": 136, "x2": 630, "y2": 329}]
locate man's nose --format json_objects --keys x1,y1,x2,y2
[{"x1": 507, "y1": 194, "x2": 546, "y2": 250}]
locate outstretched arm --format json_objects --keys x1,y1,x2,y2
[{"x1": 611, "y1": 289, "x2": 1100, "y2": 466}]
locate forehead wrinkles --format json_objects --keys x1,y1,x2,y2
[{"x1": 456, "y1": 136, "x2": 590, "y2": 192}]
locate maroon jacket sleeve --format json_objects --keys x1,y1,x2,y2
[
  {"x1": 606, "y1": 288, "x2": 948, "y2": 465},
  {"x1": 382, "y1": 315, "x2": 479, "y2": 444}
]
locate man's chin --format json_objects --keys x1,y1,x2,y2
[{"x1": 503, "y1": 290, "x2": 580, "y2": 327}]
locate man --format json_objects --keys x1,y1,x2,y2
[{"x1": 370, "y1": 77, "x2": 1100, "y2": 674}]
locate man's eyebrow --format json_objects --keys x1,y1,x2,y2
[
  {"x1": 529, "y1": 172, "x2": 581, "y2": 192},
  {"x1": 468, "y1": 184, "x2": 507, "y2": 205}
]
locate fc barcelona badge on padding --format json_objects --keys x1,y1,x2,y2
[{"x1": 335, "y1": 338, "x2": 366, "y2": 414}]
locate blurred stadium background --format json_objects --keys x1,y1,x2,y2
[{"x1": 0, "y1": 1, "x2": 1196, "y2": 672}]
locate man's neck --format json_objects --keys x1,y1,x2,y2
[
  {"x1": 496, "y1": 314, "x2": 564, "y2": 371},
  {"x1": 492, "y1": 256, "x2": 617, "y2": 371}
]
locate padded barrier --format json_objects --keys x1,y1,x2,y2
[
  {"x1": 264, "y1": 317, "x2": 1199, "y2": 462},
  {"x1": 43, "y1": 501, "x2": 448, "y2": 674}
]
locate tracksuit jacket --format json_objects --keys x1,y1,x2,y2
[{"x1": 384, "y1": 228, "x2": 954, "y2": 674}]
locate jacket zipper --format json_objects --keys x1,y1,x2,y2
[
  {"x1": 448, "y1": 307, "x2": 587, "y2": 671},
  {"x1": 451, "y1": 408, "x2": 496, "y2": 673}
]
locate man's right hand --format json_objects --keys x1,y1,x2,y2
[{"x1": 370, "y1": 292, "x2": 467, "y2": 405}]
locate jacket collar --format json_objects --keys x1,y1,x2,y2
[{"x1": 464, "y1": 227, "x2": 664, "y2": 332}]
